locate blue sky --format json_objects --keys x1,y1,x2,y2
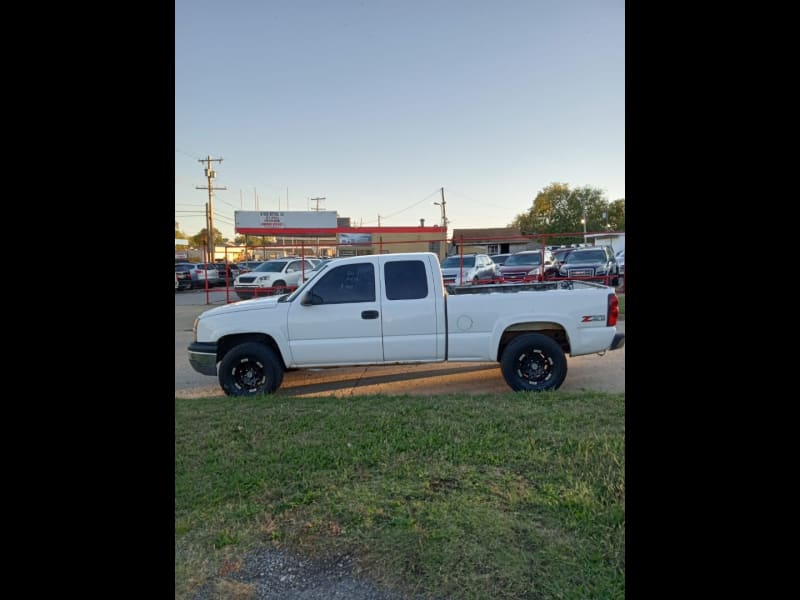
[{"x1": 175, "y1": 0, "x2": 624, "y2": 240}]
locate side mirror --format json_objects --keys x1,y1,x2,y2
[{"x1": 302, "y1": 292, "x2": 323, "y2": 306}]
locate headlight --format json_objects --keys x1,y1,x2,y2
[
  {"x1": 257, "y1": 276, "x2": 272, "y2": 284},
  {"x1": 528, "y1": 267, "x2": 541, "y2": 276},
  {"x1": 192, "y1": 318, "x2": 199, "y2": 343}
]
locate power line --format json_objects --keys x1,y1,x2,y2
[
  {"x1": 217, "y1": 198, "x2": 240, "y2": 210},
  {"x1": 447, "y1": 188, "x2": 520, "y2": 211},
  {"x1": 175, "y1": 147, "x2": 202, "y2": 160},
  {"x1": 213, "y1": 214, "x2": 235, "y2": 225},
  {"x1": 360, "y1": 189, "x2": 441, "y2": 224}
]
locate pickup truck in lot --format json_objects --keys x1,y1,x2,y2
[{"x1": 188, "y1": 252, "x2": 624, "y2": 396}]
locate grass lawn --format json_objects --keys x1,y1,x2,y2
[{"x1": 176, "y1": 392, "x2": 625, "y2": 599}]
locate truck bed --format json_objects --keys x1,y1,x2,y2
[{"x1": 446, "y1": 280, "x2": 609, "y2": 294}]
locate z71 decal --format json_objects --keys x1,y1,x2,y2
[{"x1": 581, "y1": 315, "x2": 605, "y2": 322}]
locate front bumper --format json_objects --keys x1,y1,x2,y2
[{"x1": 188, "y1": 342, "x2": 218, "y2": 376}]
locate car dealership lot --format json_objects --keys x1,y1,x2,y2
[{"x1": 175, "y1": 291, "x2": 624, "y2": 398}]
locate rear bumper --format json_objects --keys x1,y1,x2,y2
[
  {"x1": 188, "y1": 342, "x2": 218, "y2": 376},
  {"x1": 609, "y1": 333, "x2": 625, "y2": 351}
]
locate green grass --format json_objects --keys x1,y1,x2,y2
[
  {"x1": 617, "y1": 293, "x2": 625, "y2": 315},
  {"x1": 176, "y1": 392, "x2": 625, "y2": 599}
]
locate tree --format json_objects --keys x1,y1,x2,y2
[
  {"x1": 606, "y1": 199, "x2": 625, "y2": 231},
  {"x1": 190, "y1": 227, "x2": 224, "y2": 247},
  {"x1": 510, "y1": 183, "x2": 624, "y2": 246},
  {"x1": 175, "y1": 221, "x2": 187, "y2": 240}
]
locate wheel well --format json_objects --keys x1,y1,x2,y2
[
  {"x1": 497, "y1": 324, "x2": 570, "y2": 361},
  {"x1": 217, "y1": 333, "x2": 286, "y2": 371}
]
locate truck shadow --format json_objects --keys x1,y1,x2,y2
[{"x1": 277, "y1": 363, "x2": 500, "y2": 396}]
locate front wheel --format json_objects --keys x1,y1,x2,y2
[
  {"x1": 500, "y1": 333, "x2": 567, "y2": 392},
  {"x1": 218, "y1": 342, "x2": 284, "y2": 396}
]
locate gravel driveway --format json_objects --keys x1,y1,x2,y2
[{"x1": 191, "y1": 548, "x2": 413, "y2": 600}]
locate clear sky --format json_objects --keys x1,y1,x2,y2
[{"x1": 175, "y1": 0, "x2": 624, "y2": 240}]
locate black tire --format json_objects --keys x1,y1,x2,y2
[
  {"x1": 500, "y1": 333, "x2": 567, "y2": 392},
  {"x1": 218, "y1": 342, "x2": 284, "y2": 396},
  {"x1": 272, "y1": 280, "x2": 287, "y2": 295}
]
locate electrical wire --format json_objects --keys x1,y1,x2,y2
[
  {"x1": 175, "y1": 147, "x2": 202, "y2": 160},
  {"x1": 360, "y1": 189, "x2": 441, "y2": 224}
]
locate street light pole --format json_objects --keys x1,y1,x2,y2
[{"x1": 582, "y1": 212, "x2": 587, "y2": 243}]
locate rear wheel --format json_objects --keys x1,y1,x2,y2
[
  {"x1": 218, "y1": 342, "x2": 284, "y2": 396},
  {"x1": 500, "y1": 333, "x2": 567, "y2": 392}
]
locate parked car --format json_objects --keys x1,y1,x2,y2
[
  {"x1": 489, "y1": 253, "x2": 512, "y2": 266},
  {"x1": 551, "y1": 247, "x2": 576, "y2": 266},
  {"x1": 233, "y1": 258, "x2": 317, "y2": 299},
  {"x1": 302, "y1": 258, "x2": 338, "y2": 282},
  {"x1": 616, "y1": 249, "x2": 625, "y2": 275},
  {"x1": 440, "y1": 254, "x2": 498, "y2": 286},
  {"x1": 175, "y1": 272, "x2": 178, "y2": 290},
  {"x1": 184, "y1": 263, "x2": 223, "y2": 288},
  {"x1": 558, "y1": 246, "x2": 620, "y2": 286},
  {"x1": 214, "y1": 262, "x2": 240, "y2": 284},
  {"x1": 236, "y1": 261, "x2": 263, "y2": 274},
  {"x1": 499, "y1": 250, "x2": 559, "y2": 283},
  {"x1": 174, "y1": 263, "x2": 195, "y2": 290}
]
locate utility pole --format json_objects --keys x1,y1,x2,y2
[
  {"x1": 434, "y1": 187, "x2": 448, "y2": 258},
  {"x1": 310, "y1": 197, "x2": 326, "y2": 211},
  {"x1": 196, "y1": 156, "x2": 226, "y2": 262}
]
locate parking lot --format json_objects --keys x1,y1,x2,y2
[{"x1": 175, "y1": 290, "x2": 624, "y2": 398}]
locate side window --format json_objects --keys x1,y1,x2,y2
[
  {"x1": 286, "y1": 261, "x2": 299, "y2": 273},
  {"x1": 385, "y1": 260, "x2": 428, "y2": 300},
  {"x1": 309, "y1": 263, "x2": 375, "y2": 304}
]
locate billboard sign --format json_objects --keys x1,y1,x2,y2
[
  {"x1": 235, "y1": 210, "x2": 337, "y2": 229},
  {"x1": 339, "y1": 233, "x2": 372, "y2": 244}
]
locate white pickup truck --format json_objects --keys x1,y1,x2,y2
[{"x1": 188, "y1": 252, "x2": 624, "y2": 396}]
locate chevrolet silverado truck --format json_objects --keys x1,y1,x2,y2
[{"x1": 188, "y1": 252, "x2": 624, "y2": 396}]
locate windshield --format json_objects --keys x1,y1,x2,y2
[
  {"x1": 284, "y1": 262, "x2": 332, "y2": 302},
  {"x1": 441, "y1": 256, "x2": 475, "y2": 268},
  {"x1": 253, "y1": 261, "x2": 288, "y2": 273},
  {"x1": 504, "y1": 253, "x2": 542, "y2": 266},
  {"x1": 566, "y1": 250, "x2": 606, "y2": 263}
]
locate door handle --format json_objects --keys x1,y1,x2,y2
[{"x1": 361, "y1": 310, "x2": 379, "y2": 319}]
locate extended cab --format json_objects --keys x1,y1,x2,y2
[{"x1": 188, "y1": 252, "x2": 624, "y2": 396}]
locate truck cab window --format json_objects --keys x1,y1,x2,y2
[
  {"x1": 311, "y1": 263, "x2": 375, "y2": 304},
  {"x1": 385, "y1": 260, "x2": 428, "y2": 300}
]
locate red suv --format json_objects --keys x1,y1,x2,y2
[{"x1": 499, "y1": 250, "x2": 559, "y2": 283}]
